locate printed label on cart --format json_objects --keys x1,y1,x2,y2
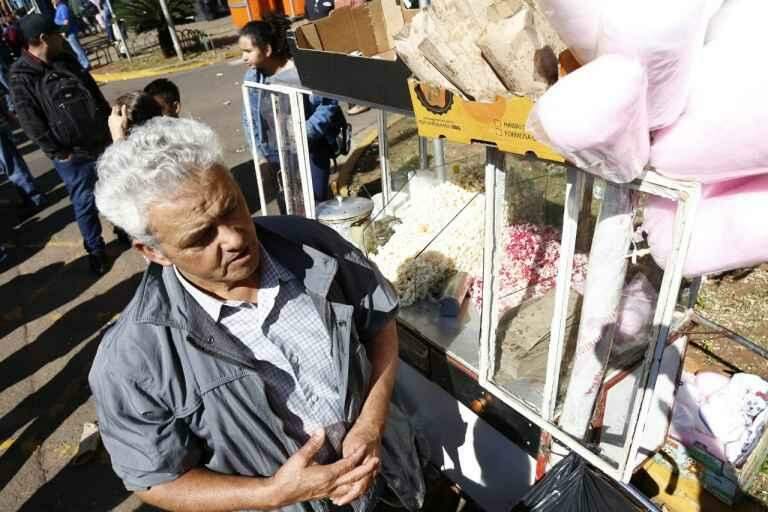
[{"x1": 408, "y1": 80, "x2": 564, "y2": 162}]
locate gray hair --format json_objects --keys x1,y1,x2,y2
[{"x1": 95, "y1": 117, "x2": 224, "y2": 246}]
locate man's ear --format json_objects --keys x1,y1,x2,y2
[
  {"x1": 133, "y1": 241, "x2": 173, "y2": 266},
  {"x1": 265, "y1": 43, "x2": 272, "y2": 58},
  {"x1": 172, "y1": 101, "x2": 181, "y2": 116}
]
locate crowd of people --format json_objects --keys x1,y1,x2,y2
[
  {"x1": 0, "y1": 1, "x2": 116, "y2": 267},
  {"x1": 2, "y1": 5, "x2": 424, "y2": 512}
]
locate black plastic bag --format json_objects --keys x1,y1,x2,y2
[{"x1": 511, "y1": 454, "x2": 657, "y2": 512}]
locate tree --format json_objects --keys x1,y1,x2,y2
[{"x1": 112, "y1": 0, "x2": 195, "y2": 58}]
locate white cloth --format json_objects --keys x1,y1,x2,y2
[{"x1": 700, "y1": 373, "x2": 768, "y2": 467}]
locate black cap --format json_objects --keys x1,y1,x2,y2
[{"x1": 20, "y1": 14, "x2": 64, "y2": 42}]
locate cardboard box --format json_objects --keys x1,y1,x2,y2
[
  {"x1": 407, "y1": 79, "x2": 564, "y2": 162},
  {"x1": 290, "y1": 0, "x2": 414, "y2": 113}
]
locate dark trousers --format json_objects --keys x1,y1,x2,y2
[
  {"x1": 310, "y1": 145, "x2": 332, "y2": 203},
  {"x1": 270, "y1": 145, "x2": 332, "y2": 214},
  {"x1": 53, "y1": 157, "x2": 104, "y2": 253}
]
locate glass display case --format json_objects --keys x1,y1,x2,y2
[
  {"x1": 368, "y1": 142, "x2": 701, "y2": 481},
  {"x1": 243, "y1": 78, "x2": 703, "y2": 484},
  {"x1": 362, "y1": 139, "x2": 487, "y2": 368},
  {"x1": 479, "y1": 153, "x2": 702, "y2": 481}
]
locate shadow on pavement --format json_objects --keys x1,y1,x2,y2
[
  {"x1": 0, "y1": 273, "x2": 142, "y2": 492},
  {"x1": 0, "y1": 204, "x2": 81, "y2": 273},
  {"x1": 17, "y1": 445, "x2": 164, "y2": 511},
  {"x1": 0, "y1": 239, "x2": 130, "y2": 372},
  {"x1": 17, "y1": 451, "x2": 137, "y2": 512},
  {"x1": 0, "y1": 254, "x2": 97, "y2": 341}
]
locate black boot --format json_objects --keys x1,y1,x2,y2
[
  {"x1": 113, "y1": 226, "x2": 131, "y2": 246},
  {"x1": 88, "y1": 251, "x2": 109, "y2": 276}
]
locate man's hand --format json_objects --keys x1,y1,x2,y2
[
  {"x1": 330, "y1": 420, "x2": 383, "y2": 505},
  {"x1": 270, "y1": 429, "x2": 380, "y2": 508},
  {"x1": 108, "y1": 104, "x2": 128, "y2": 141}
]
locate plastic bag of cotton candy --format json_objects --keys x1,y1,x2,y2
[
  {"x1": 529, "y1": 0, "x2": 720, "y2": 183},
  {"x1": 651, "y1": 0, "x2": 768, "y2": 183},
  {"x1": 643, "y1": 174, "x2": 768, "y2": 277},
  {"x1": 526, "y1": 54, "x2": 649, "y2": 183}
]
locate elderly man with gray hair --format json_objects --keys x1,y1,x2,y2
[{"x1": 89, "y1": 117, "x2": 425, "y2": 512}]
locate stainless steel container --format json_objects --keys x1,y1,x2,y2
[{"x1": 316, "y1": 196, "x2": 375, "y2": 248}]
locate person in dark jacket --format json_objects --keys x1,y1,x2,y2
[
  {"x1": 10, "y1": 14, "x2": 111, "y2": 274},
  {"x1": 240, "y1": 15, "x2": 345, "y2": 208}
]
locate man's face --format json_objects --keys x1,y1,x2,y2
[
  {"x1": 144, "y1": 165, "x2": 260, "y2": 290},
  {"x1": 239, "y1": 35, "x2": 269, "y2": 69},
  {"x1": 153, "y1": 95, "x2": 180, "y2": 117}
]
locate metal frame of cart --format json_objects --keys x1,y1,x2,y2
[{"x1": 241, "y1": 79, "x2": 703, "y2": 486}]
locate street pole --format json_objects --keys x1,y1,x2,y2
[
  {"x1": 104, "y1": 0, "x2": 131, "y2": 63},
  {"x1": 157, "y1": 0, "x2": 184, "y2": 62}
]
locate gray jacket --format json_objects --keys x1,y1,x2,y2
[{"x1": 89, "y1": 216, "x2": 426, "y2": 512}]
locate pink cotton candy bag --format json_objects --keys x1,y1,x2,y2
[{"x1": 643, "y1": 174, "x2": 768, "y2": 277}]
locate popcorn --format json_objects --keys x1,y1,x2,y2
[
  {"x1": 370, "y1": 180, "x2": 486, "y2": 283},
  {"x1": 368, "y1": 178, "x2": 587, "y2": 311}
]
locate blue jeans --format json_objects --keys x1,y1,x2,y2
[
  {"x1": 53, "y1": 157, "x2": 104, "y2": 253},
  {"x1": 0, "y1": 126, "x2": 44, "y2": 205},
  {"x1": 66, "y1": 33, "x2": 91, "y2": 71}
]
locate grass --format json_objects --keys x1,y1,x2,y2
[{"x1": 96, "y1": 47, "x2": 239, "y2": 75}]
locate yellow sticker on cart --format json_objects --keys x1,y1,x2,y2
[{"x1": 408, "y1": 79, "x2": 564, "y2": 163}]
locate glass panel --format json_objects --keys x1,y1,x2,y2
[
  {"x1": 591, "y1": 188, "x2": 669, "y2": 467},
  {"x1": 271, "y1": 92, "x2": 307, "y2": 216},
  {"x1": 489, "y1": 156, "x2": 572, "y2": 412},
  {"x1": 551, "y1": 182, "x2": 675, "y2": 470},
  {"x1": 363, "y1": 144, "x2": 486, "y2": 368}
]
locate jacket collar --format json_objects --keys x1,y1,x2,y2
[
  {"x1": 171, "y1": 243, "x2": 294, "y2": 322},
  {"x1": 130, "y1": 221, "x2": 339, "y2": 338}
]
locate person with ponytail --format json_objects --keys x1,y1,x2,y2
[{"x1": 240, "y1": 15, "x2": 345, "y2": 208}]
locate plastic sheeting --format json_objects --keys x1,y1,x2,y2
[
  {"x1": 643, "y1": 174, "x2": 768, "y2": 277},
  {"x1": 510, "y1": 453, "x2": 654, "y2": 512},
  {"x1": 527, "y1": 55, "x2": 649, "y2": 184}
]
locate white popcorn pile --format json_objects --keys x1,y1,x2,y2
[{"x1": 370, "y1": 178, "x2": 486, "y2": 306}]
